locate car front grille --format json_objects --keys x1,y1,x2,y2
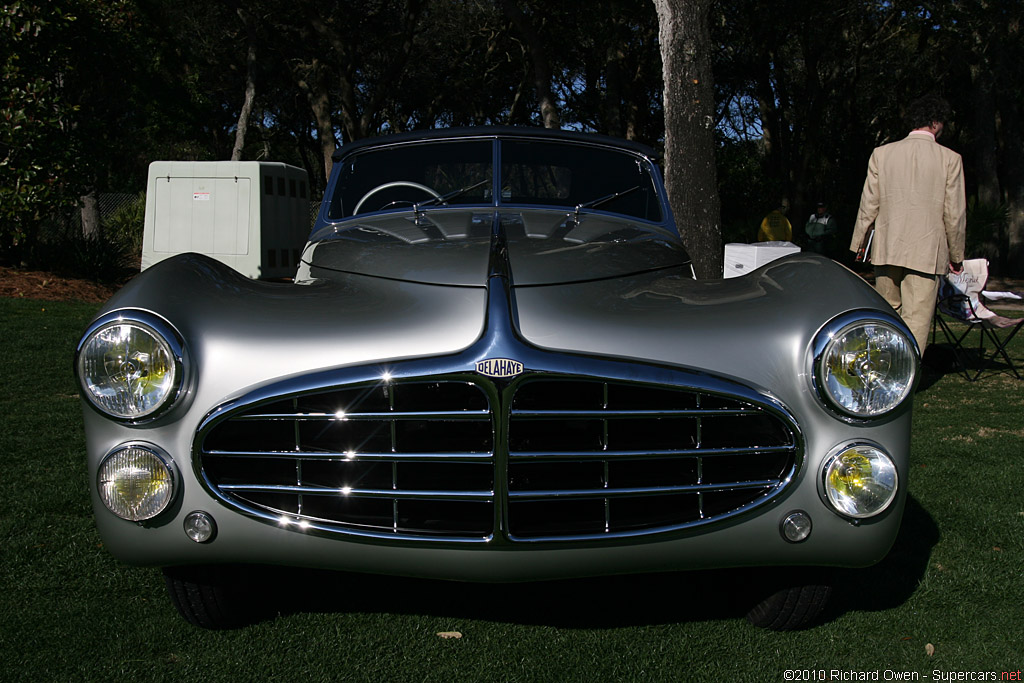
[{"x1": 198, "y1": 375, "x2": 798, "y2": 542}]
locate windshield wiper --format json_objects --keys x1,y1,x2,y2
[
  {"x1": 570, "y1": 185, "x2": 641, "y2": 225},
  {"x1": 414, "y1": 179, "x2": 490, "y2": 216}
]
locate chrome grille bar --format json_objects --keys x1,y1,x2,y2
[
  {"x1": 505, "y1": 377, "x2": 798, "y2": 540},
  {"x1": 510, "y1": 408, "x2": 756, "y2": 418},
  {"x1": 203, "y1": 449, "x2": 492, "y2": 462},
  {"x1": 219, "y1": 484, "x2": 493, "y2": 500},
  {"x1": 231, "y1": 410, "x2": 490, "y2": 421},
  {"x1": 197, "y1": 372, "x2": 799, "y2": 543},
  {"x1": 198, "y1": 378, "x2": 497, "y2": 539},
  {"x1": 510, "y1": 445, "x2": 795, "y2": 459},
  {"x1": 508, "y1": 480, "x2": 779, "y2": 499}
]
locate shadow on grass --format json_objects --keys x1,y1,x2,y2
[
  {"x1": 823, "y1": 494, "x2": 939, "y2": 620},
  {"x1": 219, "y1": 495, "x2": 938, "y2": 631},
  {"x1": 920, "y1": 337, "x2": 1023, "y2": 388}
]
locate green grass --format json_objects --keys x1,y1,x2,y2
[{"x1": 1, "y1": 297, "x2": 1022, "y2": 681}]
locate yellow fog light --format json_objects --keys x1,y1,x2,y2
[
  {"x1": 822, "y1": 444, "x2": 898, "y2": 519},
  {"x1": 97, "y1": 445, "x2": 175, "y2": 521}
]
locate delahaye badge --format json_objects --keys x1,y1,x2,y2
[{"x1": 475, "y1": 358, "x2": 524, "y2": 379}]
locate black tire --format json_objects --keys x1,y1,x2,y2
[
  {"x1": 162, "y1": 565, "x2": 256, "y2": 629},
  {"x1": 745, "y1": 571, "x2": 833, "y2": 631}
]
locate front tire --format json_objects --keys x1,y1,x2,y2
[
  {"x1": 163, "y1": 565, "x2": 256, "y2": 629},
  {"x1": 745, "y1": 570, "x2": 833, "y2": 630}
]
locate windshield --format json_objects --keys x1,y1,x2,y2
[
  {"x1": 328, "y1": 137, "x2": 662, "y2": 222},
  {"x1": 330, "y1": 140, "x2": 492, "y2": 218},
  {"x1": 499, "y1": 140, "x2": 661, "y2": 221}
]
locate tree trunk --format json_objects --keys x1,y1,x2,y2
[
  {"x1": 1001, "y1": 98, "x2": 1024, "y2": 277},
  {"x1": 652, "y1": 0, "x2": 722, "y2": 278},
  {"x1": 970, "y1": 66, "x2": 1000, "y2": 206},
  {"x1": 295, "y1": 58, "x2": 336, "y2": 183},
  {"x1": 755, "y1": 52, "x2": 786, "y2": 198},
  {"x1": 309, "y1": 1, "x2": 423, "y2": 142},
  {"x1": 80, "y1": 189, "x2": 101, "y2": 239},
  {"x1": 603, "y1": 40, "x2": 625, "y2": 136},
  {"x1": 231, "y1": 8, "x2": 257, "y2": 162},
  {"x1": 499, "y1": 0, "x2": 560, "y2": 129}
]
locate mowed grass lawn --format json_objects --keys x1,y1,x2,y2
[{"x1": 1, "y1": 296, "x2": 1021, "y2": 682}]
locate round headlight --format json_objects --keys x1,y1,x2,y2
[
  {"x1": 822, "y1": 444, "x2": 898, "y2": 519},
  {"x1": 97, "y1": 444, "x2": 176, "y2": 521},
  {"x1": 76, "y1": 313, "x2": 184, "y2": 421},
  {"x1": 814, "y1": 316, "x2": 917, "y2": 418}
]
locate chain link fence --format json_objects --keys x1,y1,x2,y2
[
  {"x1": 99, "y1": 193, "x2": 140, "y2": 221},
  {"x1": 40, "y1": 192, "x2": 142, "y2": 239},
  {"x1": 310, "y1": 197, "x2": 323, "y2": 228}
]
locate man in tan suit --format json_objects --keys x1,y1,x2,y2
[{"x1": 850, "y1": 95, "x2": 966, "y2": 351}]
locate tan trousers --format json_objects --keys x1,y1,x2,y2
[{"x1": 873, "y1": 265, "x2": 939, "y2": 351}]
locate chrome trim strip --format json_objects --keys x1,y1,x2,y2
[
  {"x1": 509, "y1": 446, "x2": 796, "y2": 460},
  {"x1": 204, "y1": 449, "x2": 493, "y2": 462},
  {"x1": 508, "y1": 480, "x2": 777, "y2": 499},
  {"x1": 220, "y1": 485, "x2": 493, "y2": 501},
  {"x1": 268, "y1": 509, "x2": 494, "y2": 543},
  {"x1": 510, "y1": 408, "x2": 758, "y2": 418},
  {"x1": 231, "y1": 410, "x2": 490, "y2": 421}
]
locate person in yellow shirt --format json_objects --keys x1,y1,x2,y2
[{"x1": 758, "y1": 201, "x2": 792, "y2": 242}]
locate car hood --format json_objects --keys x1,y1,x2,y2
[
  {"x1": 98, "y1": 245, "x2": 890, "y2": 415},
  {"x1": 302, "y1": 209, "x2": 689, "y2": 286}
]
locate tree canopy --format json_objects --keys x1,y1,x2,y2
[{"x1": 3, "y1": 0, "x2": 1021, "y2": 276}]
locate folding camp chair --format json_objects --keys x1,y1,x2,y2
[{"x1": 931, "y1": 258, "x2": 1024, "y2": 381}]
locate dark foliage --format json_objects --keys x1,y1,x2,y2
[{"x1": 4, "y1": 0, "x2": 1022, "y2": 277}]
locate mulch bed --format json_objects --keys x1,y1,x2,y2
[{"x1": 0, "y1": 266, "x2": 121, "y2": 304}]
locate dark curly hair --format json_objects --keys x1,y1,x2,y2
[{"x1": 904, "y1": 95, "x2": 952, "y2": 130}]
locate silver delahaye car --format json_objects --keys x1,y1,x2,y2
[{"x1": 75, "y1": 127, "x2": 918, "y2": 630}]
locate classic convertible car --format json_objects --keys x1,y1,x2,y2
[{"x1": 75, "y1": 127, "x2": 918, "y2": 630}]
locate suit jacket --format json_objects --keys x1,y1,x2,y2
[{"x1": 850, "y1": 132, "x2": 966, "y2": 274}]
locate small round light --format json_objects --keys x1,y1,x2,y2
[
  {"x1": 97, "y1": 445, "x2": 175, "y2": 521},
  {"x1": 781, "y1": 511, "x2": 812, "y2": 543},
  {"x1": 76, "y1": 314, "x2": 184, "y2": 421},
  {"x1": 814, "y1": 317, "x2": 917, "y2": 418},
  {"x1": 822, "y1": 444, "x2": 898, "y2": 519},
  {"x1": 184, "y1": 511, "x2": 216, "y2": 543}
]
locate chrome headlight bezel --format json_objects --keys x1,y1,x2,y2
[
  {"x1": 97, "y1": 442, "x2": 178, "y2": 522},
  {"x1": 811, "y1": 311, "x2": 919, "y2": 421},
  {"x1": 75, "y1": 310, "x2": 189, "y2": 423}
]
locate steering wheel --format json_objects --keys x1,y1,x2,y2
[{"x1": 352, "y1": 181, "x2": 442, "y2": 215}]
